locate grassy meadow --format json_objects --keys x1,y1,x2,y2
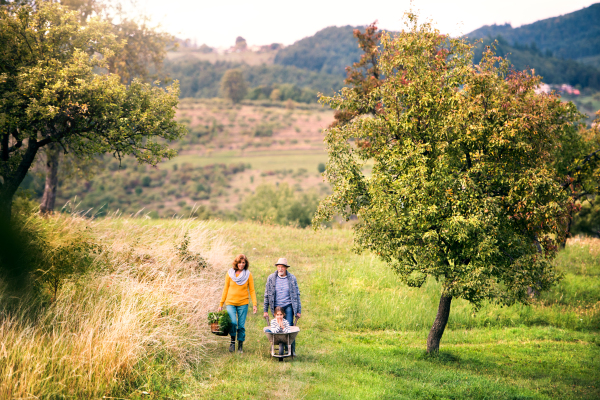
[{"x1": 2, "y1": 214, "x2": 598, "y2": 399}]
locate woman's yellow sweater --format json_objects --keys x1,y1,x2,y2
[{"x1": 219, "y1": 272, "x2": 257, "y2": 307}]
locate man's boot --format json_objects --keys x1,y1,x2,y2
[
  {"x1": 238, "y1": 341, "x2": 244, "y2": 353},
  {"x1": 229, "y1": 338, "x2": 235, "y2": 352}
]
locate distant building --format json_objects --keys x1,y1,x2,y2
[
  {"x1": 558, "y1": 84, "x2": 580, "y2": 95},
  {"x1": 535, "y1": 83, "x2": 551, "y2": 94}
]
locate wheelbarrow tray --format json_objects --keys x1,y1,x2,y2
[{"x1": 263, "y1": 326, "x2": 300, "y2": 359}]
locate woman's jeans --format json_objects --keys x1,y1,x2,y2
[{"x1": 226, "y1": 304, "x2": 248, "y2": 342}]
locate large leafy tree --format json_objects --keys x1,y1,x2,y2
[
  {"x1": 0, "y1": 2, "x2": 185, "y2": 223},
  {"x1": 35, "y1": 0, "x2": 175, "y2": 213},
  {"x1": 314, "y1": 13, "x2": 582, "y2": 353}
]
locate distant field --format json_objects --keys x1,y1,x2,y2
[
  {"x1": 562, "y1": 92, "x2": 600, "y2": 122},
  {"x1": 164, "y1": 150, "x2": 328, "y2": 172}
]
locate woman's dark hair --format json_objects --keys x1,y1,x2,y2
[
  {"x1": 274, "y1": 306, "x2": 284, "y2": 315},
  {"x1": 232, "y1": 254, "x2": 249, "y2": 270}
]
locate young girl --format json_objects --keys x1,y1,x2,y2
[
  {"x1": 218, "y1": 254, "x2": 257, "y2": 353},
  {"x1": 269, "y1": 306, "x2": 290, "y2": 333}
]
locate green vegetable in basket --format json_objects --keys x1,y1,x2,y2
[{"x1": 207, "y1": 310, "x2": 231, "y2": 332}]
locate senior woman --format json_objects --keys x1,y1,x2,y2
[
  {"x1": 263, "y1": 257, "x2": 301, "y2": 355},
  {"x1": 218, "y1": 254, "x2": 257, "y2": 353}
]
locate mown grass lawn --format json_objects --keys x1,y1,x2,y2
[{"x1": 143, "y1": 221, "x2": 599, "y2": 400}]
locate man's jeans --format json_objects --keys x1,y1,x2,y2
[
  {"x1": 226, "y1": 304, "x2": 248, "y2": 342},
  {"x1": 281, "y1": 303, "x2": 296, "y2": 354}
]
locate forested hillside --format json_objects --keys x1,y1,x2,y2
[
  {"x1": 472, "y1": 38, "x2": 600, "y2": 89},
  {"x1": 467, "y1": 3, "x2": 600, "y2": 66},
  {"x1": 271, "y1": 17, "x2": 600, "y2": 90},
  {"x1": 273, "y1": 25, "x2": 362, "y2": 75}
]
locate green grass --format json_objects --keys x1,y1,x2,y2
[{"x1": 127, "y1": 221, "x2": 599, "y2": 399}]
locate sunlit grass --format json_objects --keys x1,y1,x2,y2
[
  {"x1": 2, "y1": 218, "x2": 598, "y2": 399},
  {"x1": 0, "y1": 215, "x2": 231, "y2": 398}
]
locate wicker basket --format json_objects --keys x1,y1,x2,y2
[{"x1": 210, "y1": 322, "x2": 228, "y2": 336}]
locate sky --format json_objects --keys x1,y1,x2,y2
[{"x1": 137, "y1": 0, "x2": 598, "y2": 48}]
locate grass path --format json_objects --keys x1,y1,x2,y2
[{"x1": 167, "y1": 222, "x2": 599, "y2": 399}]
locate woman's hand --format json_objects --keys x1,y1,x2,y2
[
  {"x1": 253, "y1": 305, "x2": 257, "y2": 314},
  {"x1": 217, "y1": 306, "x2": 222, "y2": 312}
]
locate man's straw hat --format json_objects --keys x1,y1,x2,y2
[{"x1": 275, "y1": 258, "x2": 291, "y2": 268}]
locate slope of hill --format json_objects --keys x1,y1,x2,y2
[
  {"x1": 273, "y1": 25, "x2": 362, "y2": 76},
  {"x1": 19, "y1": 99, "x2": 335, "y2": 218},
  {"x1": 467, "y1": 3, "x2": 600, "y2": 66}
]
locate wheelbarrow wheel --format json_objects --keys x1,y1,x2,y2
[{"x1": 278, "y1": 343, "x2": 284, "y2": 361}]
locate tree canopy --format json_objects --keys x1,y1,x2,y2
[
  {"x1": 314, "y1": 13, "x2": 583, "y2": 353},
  {"x1": 220, "y1": 69, "x2": 247, "y2": 104},
  {"x1": 0, "y1": 2, "x2": 185, "y2": 221}
]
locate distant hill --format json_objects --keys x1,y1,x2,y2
[
  {"x1": 270, "y1": 20, "x2": 600, "y2": 90},
  {"x1": 169, "y1": 6, "x2": 600, "y2": 100},
  {"x1": 472, "y1": 38, "x2": 600, "y2": 90},
  {"x1": 273, "y1": 25, "x2": 362, "y2": 76},
  {"x1": 467, "y1": 3, "x2": 600, "y2": 67}
]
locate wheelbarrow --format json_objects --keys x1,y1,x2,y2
[{"x1": 263, "y1": 317, "x2": 300, "y2": 361}]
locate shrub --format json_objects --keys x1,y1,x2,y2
[
  {"x1": 254, "y1": 123, "x2": 274, "y2": 137},
  {"x1": 240, "y1": 183, "x2": 320, "y2": 228}
]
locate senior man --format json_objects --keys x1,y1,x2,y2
[{"x1": 263, "y1": 257, "x2": 301, "y2": 355}]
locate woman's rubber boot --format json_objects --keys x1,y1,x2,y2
[
  {"x1": 229, "y1": 338, "x2": 235, "y2": 353},
  {"x1": 237, "y1": 341, "x2": 244, "y2": 354}
]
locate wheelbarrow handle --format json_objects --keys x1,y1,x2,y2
[{"x1": 264, "y1": 316, "x2": 270, "y2": 326}]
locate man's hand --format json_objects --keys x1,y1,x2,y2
[
  {"x1": 253, "y1": 305, "x2": 257, "y2": 314},
  {"x1": 296, "y1": 313, "x2": 301, "y2": 319},
  {"x1": 263, "y1": 312, "x2": 269, "y2": 318}
]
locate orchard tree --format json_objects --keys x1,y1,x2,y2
[
  {"x1": 36, "y1": 0, "x2": 175, "y2": 213},
  {"x1": 0, "y1": 3, "x2": 185, "y2": 223},
  {"x1": 314, "y1": 13, "x2": 582, "y2": 353},
  {"x1": 220, "y1": 69, "x2": 247, "y2": 104}
]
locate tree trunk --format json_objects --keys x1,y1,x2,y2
[
  {"x1": 0, "y1": 193, "x2": 12, "y2": 226},
  {"x1": 560, "y1": 209, "x2": 573, "y2": 249},
  {"x1": 0, "y1": 137, "x2": 43, "y2": 224},
  {"x1": 40, "y1": 143, "x2": 60, "y2": 214},
  {"x1": 426, "y1": 294, "x2": 452, "y2": 354}
]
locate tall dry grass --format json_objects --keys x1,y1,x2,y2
[{"x1": 0, "y1": 214, "x2": 230, "y2": 398}]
